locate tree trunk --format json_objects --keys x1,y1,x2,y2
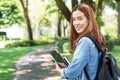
[
  {"x1": 54, "y1": 0, "x2": 71, "y2": 22},
  {"x1": 57, "y1": 12, "x2": 62, "y2": 37},
  {"x1": 25, "y1": 8, "x2": 33, "y2": 40},
  {"x1": 81, "y1": 0, "x2": 95, "y2": 11},
  {"x1": 96, "y1": 0, "x2": 103, "y2": 16},
  {"x1": 116, "y1": 1, "x2": 120, "y2": 37},
  {"x1": 117, "y1": 10, "x2": 120, "y2": 37},
  {"x1": 71, "y1": 0, "x2": 78, "y2": 10},
  {"x1": 96, "y1": 0, "x2": 104, "y2": 28},
  {"x1": 19, "y1": 0, "x2": 33, "y2": 40}
]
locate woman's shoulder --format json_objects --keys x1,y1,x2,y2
[{"x1": 77, "y1": 36, "x2": 94, "y2": 45}]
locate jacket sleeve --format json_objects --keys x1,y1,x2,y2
[{"x1": 61, "y1": 37, "x2": 91, "y2": 79}]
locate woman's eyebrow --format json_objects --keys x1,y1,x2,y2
[
  {"x1": 77, "y1": 16, "x2": 82, "y2": 18},
  {"x1": 72, "y1": 16, "x2": 82, "y2": 18}
]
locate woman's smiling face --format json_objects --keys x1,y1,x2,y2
[{"x1": 72, "y1": 10, "x2": 89, "y2": 33}]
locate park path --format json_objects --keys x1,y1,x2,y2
[{"x1": 12, "y1": 44, "x2": 66, "y2": 80}]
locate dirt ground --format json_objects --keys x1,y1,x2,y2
[{"x1": 12, "y1": 44, "x2": 66, "y2": 80}]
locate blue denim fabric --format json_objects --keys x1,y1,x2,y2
[{"x1": 61, "y1": 37, "x2": 99, "y2": 80}]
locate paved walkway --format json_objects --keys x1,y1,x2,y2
[{"x1": 12, "y1": 44, "x2": 66, "y2": 80}]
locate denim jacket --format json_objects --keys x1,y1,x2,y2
[{"x1": 61, "y1": 37, "x2": 99, "y2": 80}]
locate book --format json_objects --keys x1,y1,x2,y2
[{"x1": 50, "y1": 49, "x2": 70, "y2": 68}]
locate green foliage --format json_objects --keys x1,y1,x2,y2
[
  {"x1": 105, "y1": 35, "x2": 115, "y2": 51},
  {"x1": 36, "y1": 37, "x2": 55, "y2": 45},
  {"x1": 106, "y1": 39, "x2": 114, "y2": 51},
  {"x1": 63, "y1": 42, "x2": 70, "y2": 53},
  {"x1": 0, "y1": 0, "x2": 23, "y2": 25},
  {"x1": 0, "y1": 46, "x2": 40, "y2": 80},
  {"x1": 44, "y1": 0, "x2": 58, "y2": 13},
  {"x1": 104, "y1": 0, "x2": 117, "y2": 10},
  {"x1": 5, "y1": 37, "x2": 55, "y2": 47},
  {"x1": 57, "y1": 39, "x2": 69, "y2": 53},
  {"x1": 39, "y1": 0, "x2": 59, "y2": 26},
  {"x1": 114, "y1": 38, "x2": 120, "y2": 45},
  {"x1": 96, "y1": 16, "x2": 105, "y2": 27}
]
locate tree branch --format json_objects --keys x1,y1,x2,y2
[{"x1": 55, "y1": 0, "x2": 71, "y2": 22}]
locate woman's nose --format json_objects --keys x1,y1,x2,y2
[{"x1": 75, "y1": 20, "x2": 80, "y2": 25}]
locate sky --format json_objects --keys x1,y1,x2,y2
[{"x1": 104, "y1": 6, "x2": 116, "y2": 15}]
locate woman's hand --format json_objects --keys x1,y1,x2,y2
[
  {"x1": 57, "y1": 62, "x2": 67, "y2": 68},
  {"x1": 55, "y1": 62, "x2": 66, "y2": 73}
]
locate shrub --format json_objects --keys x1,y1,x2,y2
[
  {"x1": 63, "y1": 42, "x2": 70, "y2": 53},
  {"x1": 106, "y1": 39, "x2": 114, "y2": 51},
  {"x1": 57, "y1": 39, "x2": 69, "y2": 53},
  {"x1": 5, "y1": 37, "x2": 55, "y2": 47},
  {"x1": 114, "y1": 38, "x2": 120, "y2": 45},
  {"x1": 5, "y1": 40, "x2": 35, "y2": 47},
  {"x1": 105, "y1": 35, "x2": 115, "y2": 51}
]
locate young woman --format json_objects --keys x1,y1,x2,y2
[{"x1": 55, "y1": 4, "x2": 106, "y2": 80}]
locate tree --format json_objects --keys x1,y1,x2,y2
[
  {"x1": 19, "y1": 0, "x2": 33, "y2": 40},
  {"x1": 0, "y1": 0, "x2": 23, "y2": 25},
  {"x1": 81, "y1": 0, "x2": 96, "y2": 11},
  {"x1": 116, "y1": 0, "x2": 120, "y2": 37}
]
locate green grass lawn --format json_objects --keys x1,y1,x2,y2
[
  {"x1": 110, "y1": 46, "x2": 120, "y2": 67},
  {"x1": 0, "y1": 46, "x2": 40, "y2": 80}
]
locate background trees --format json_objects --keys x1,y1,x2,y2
[
  {"x1": 55, "y1": 0, "x2": 120, "y2": 38},
  {"x1": 0, "y1": 0, "x2": 23, "y2": 25},
  {"x1": 0, "y1": 0, "x2": 120, "y2": 41}
]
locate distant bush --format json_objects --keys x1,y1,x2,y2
[
  {"x1": 63, "y1": 42, "x2": 70, "y2": 53},
  {"x1": 105, "y1": 35, "x2": 115, "y2": 51},
  {"x1": 5, "y1": 37, "x2": 55, "y2": 47},
  {"x1": 106, "y1": 39, "x2": 114, "y2": 51},
  {"x1": 114, "y1": 38, "x2": 120, "y2": 45},
  {"x1": 57, "y1": 38, "x2": 69, "y2": 53}
]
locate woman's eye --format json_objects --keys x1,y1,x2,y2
[{"x1": 78, "y1": 17, "x2": 82, "y2": 20}]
